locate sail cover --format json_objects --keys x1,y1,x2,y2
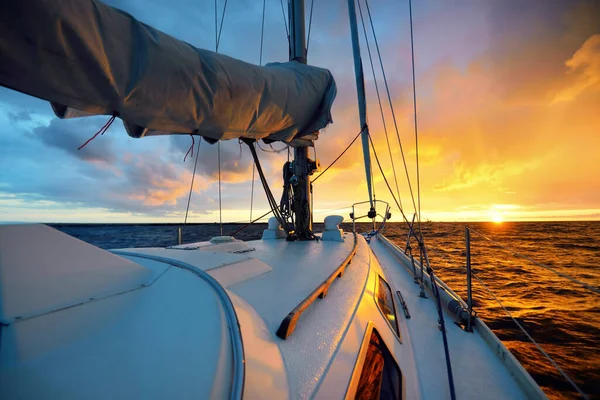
[{"x1": 0, "y1": 0, "x2": 336, "y2": 144}]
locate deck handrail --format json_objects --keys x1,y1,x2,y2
[{"x1": 276, "y1": 232, "x2": 359, "y2": 339}]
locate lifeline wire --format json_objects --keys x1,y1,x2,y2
[
  {"x1": 469, "y1": 228, "x2": 600, "y2": 295},
  {"x1": 471, "y1": 269, "x2": 589, "y2": 399},
  {"x1": 430, "y1": 238, "x2": 590, "y2": 399}
]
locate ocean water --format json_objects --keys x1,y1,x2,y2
[{"x1": 51, "y1": 221, "x2": 600, "y2": 399}]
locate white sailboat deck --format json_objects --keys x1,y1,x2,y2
[{"x1": 0, "y1": 224, "x2": 544, "y2": 399}]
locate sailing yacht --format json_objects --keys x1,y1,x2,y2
[{"x1": 0, "y1": 0, "x2": 550, "y2": 399}]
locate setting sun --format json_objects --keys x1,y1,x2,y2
[{"x1": 490, "y1": 212, "x2": 504, "y2": 224}]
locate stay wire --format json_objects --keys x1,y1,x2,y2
[
  {"x1": 214, "y1": 0, "x2": 229, "y2": 234},
  {"x1": 357, "y1": 0, "x2": 402, "y2": 210},
  {"x1": 251, "y1": 0, "x2": 267, "y2": 223},
  {"x1": 408, "y1": 0, "x2": 422, "y2": 231},
  {"x1": 215, "y1": 0, "x2": 229, "y2": 52},
  {"x1": 279, "y1": 0, "x2": 290, "y2": 43},
  {"x1": 312, "y1": 128, "x2": 363, "y2": 183},
  {"x1": 367, "y1": 133, "x2": 412, "y2": 227},
  {"x1": 363, "y1": 0, "x2": 418, "y2": 217},
  {"x1": 218, "y1": 142, "x2": 223, "y2": 235},
  {"x1": 306, "y1": 0, "x2": 315, "y2": 54},
  {"x1": 245, "y1": 141, "x2": 291, "y2": 233},
  {"x1": 184, "y1": 139, "x2": 202, "y2": 224},
  {"x1": 259, "y1": 0, "x2": 266, "y2": 66}
]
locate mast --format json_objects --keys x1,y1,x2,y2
[
  {"x1": 347, "y1": 0, "x2": 375, "y2": 216},
  {"x1": 289, "y1": 0, "x2": 313, "y2": 239}
]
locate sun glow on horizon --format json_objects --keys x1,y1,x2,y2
[{"x1": 489, "y1": 210, "x2": 504, "y2": 224}]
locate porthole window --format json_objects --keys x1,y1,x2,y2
[
  {"x1": 376, "y1": 275, "x2": 400, "y2": 337},
  {"x1": 355, "y1": 329, "x2": 402, "y2": 400}
]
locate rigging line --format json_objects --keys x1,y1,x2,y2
[
  {"x1": 469, "y1": 228, "x2": 600, "y2": 295},
  {"x1": 279, "y1": 0, "x2": 290, "y2": 42},
  {"x1": 408, "y1": 0, "x2": 422, "y2": 230},
  {"x1": 215, "y1": 0, "x2": 229, "y2": 52},
  {"x1": 250, "y1": 0, "x2": 266, "y2": 224},
  {"x1": 183, "y1": 134, "x2": 195, "y2": 162},
  {"x1": 306, "y1": 0, "x2": 315, "y2": 54},
  {"x1": 246, "y1": 141, "x2": 290, "y2": 232},
  {"x1": 218, "y1": 142, "x2": 223, "y2": 235},
  {"x1": 357, "y1": 0, "x2": 402, "y2": 210},
  {"x1": 367, "y1": 132, "x2": 412, "y2": 228},
  {"x1": 363, "y1": 0, "x2": 418, "y2": 217},
  {"x1": 214, "y1": 0, "x2": 218, "y2": 49},
  {"x1": 77, "y1": 115, "x2": 116, "y2": 150},
  {"x1": 312, "y1": 128, "x2": 363, "y2": 183},
  {"x1": 369, "y1": 130, "x2": 432, "y2": 271},
  {"x1": 184, "y1": 138, "x2": 202, "y2": 224},
  {"x1": 230, "y1": 209, "x2": 273, "y2": 237},
  {"x1": 213, "y1": 0, "x2": 228, "y2": 235},
  {"x1": 469, "y1": 271, "x2": 590, "y2": 399},
  {"x1": 250, "y1": 155, "x2": 256, "y2": 222},
  {"x1": 259, "y1": 0, "x2": 266, "y2": 65}
]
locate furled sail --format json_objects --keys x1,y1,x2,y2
[{"x1": 0, "y1": 0, "x2": 337, "y2": 144}]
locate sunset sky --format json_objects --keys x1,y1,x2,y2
[{"x1": 1, "y1": 0, "x2": 599, "y2": 223}]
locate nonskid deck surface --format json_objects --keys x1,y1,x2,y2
[
  {"x1": 369, "y1": 235, "x2": 529, "y2": 400},
  {"x1": 119, "y1": 233, "x2": 359, "y2": 333},
  {"x1": 119, "y1": 232, "x2": 370, "y2": 398}
]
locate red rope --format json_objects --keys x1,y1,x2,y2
[
  {"x1": 77, "y1": 115, "x2": 116, "y2": 150},
  {"x1": 183, "y1": 134, "x2": 195, "y2": 162}
]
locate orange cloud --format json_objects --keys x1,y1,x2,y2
[{"x1": 553, "y1": 34, "x2": 600, "y2": 104}]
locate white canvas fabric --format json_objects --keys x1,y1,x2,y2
[{"x1": 0, "y1": 0, "x2": 336, "y2": 144}]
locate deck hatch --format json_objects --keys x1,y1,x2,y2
[
  {"x1": 375, "y1": 275, "x2": 401, "y2": 338},
  {"x1": 355, "y1": 329, "x2": 402, "y2": 400}
]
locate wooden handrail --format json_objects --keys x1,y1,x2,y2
[{"x1": 276, "y1": 233, "x2": 359, "y2": 339}]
